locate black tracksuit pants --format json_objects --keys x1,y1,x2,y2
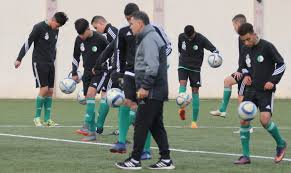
[{"x1": 131, "y1": 99, "x2": 171, "y2": 161}]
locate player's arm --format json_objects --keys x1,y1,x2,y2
[
  {"x1": 266, "y1": 43, "x2": 286, "y2": 89},
  {"x1": 153, "y1": 25, "x2": 172, "y2": 56},
  {"x1": 92, "y1": 38, "x2": 110, "y2": 74},
  {"x1": 202, "y1": 35, "x2": 219, "y2": 53},
  {"x1": 178, "y1": 34, "x2": 182, "y2": 54},
  {"x1": 112, "y1": 30, "x2": 126, "y2": 73},
  {"x1": 71, "y1": 38, "x2": 81, "y2": 81},
  {"x1": 107, "y1": 27, "x2": 118, "y2": 43},
  {"x1": 15, "y1": 25, "x2": 40, "y2": 68}
]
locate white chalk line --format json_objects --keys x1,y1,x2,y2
[{"x1": 0, "y1": 133, "x2": 290, "y2": 162}]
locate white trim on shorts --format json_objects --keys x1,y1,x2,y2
[{"x1": 33, "y1": 62, "x2": 41, "y2": 87}]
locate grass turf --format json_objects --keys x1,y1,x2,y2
[{"x1": 0, "y1": 99, "x2": 290, "y2": 173}]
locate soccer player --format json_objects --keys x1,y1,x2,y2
[
  {"x1": 210, "y1": 14, "x2": 254, "y2": 133},
  {"x1": 72, "y1": 18, "x2": 108, "y2": 141},
  {"x1": 91, "y1": 16, "x2": 118, "y2": 135},
  {"x1": 178, "y1": 25, "x2": 220, "y2": 128},
  {"x1": 234, "y1": 23, "x2": 287, "y2": 164},
  {"x1": 14, "y1": 12, "x2": 68, "y2": 127},
  {"x1": 116, "y1": 11, "x2": 174, "y2": 170},
  {"x1": 109, "y1": 3, "x2": 172, "y2": 160}
]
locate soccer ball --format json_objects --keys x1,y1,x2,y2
[
  {"x1": 208, "y1": 53, "x2": 223, "y2": 68},
  {"x1": 238, "y1": 101, "x2": 257, "y2": 121},
  {"x1": 106, "y1": 88, "x2": 125, "y2": 107},
  {"x1": 77, "y1": 89, "x2": 86, "y2": 105},
  {"x1": 59, "y1": 78, "x2": 76, "y2": 94},
  {"x1": 176, "y1": 92, "x2": 191, "y2": 108},
  {"x1": 68, "y1": 71, "x2": 83, "y2": 83}
]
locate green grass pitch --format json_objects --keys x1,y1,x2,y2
[{"x1": 0, "y1": 99, "x2": 290, "y2": 173}]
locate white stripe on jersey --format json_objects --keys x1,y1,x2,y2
[
  {"x1": 272, "y1": 64, "x2": 286, "y2": 76},
  {"x1": 107, "y1": 28, "x2": 116, "y2": 40},
  {"x1": 72, "y1": 58, "x2": 79, "y2": 68}
]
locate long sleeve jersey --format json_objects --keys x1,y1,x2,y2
[
  {"x1": 240, "y1": 39, "x2": 286, "y2": 92},
  {"x1": 178, "y1": 32, "x2": 217, "y2": 71},
  {"x1": 72, "y1": 31, "x2": 108, "y2": 75},
  {"x1": 17, "y1": 21, "x2": 59, "y2": 63}
]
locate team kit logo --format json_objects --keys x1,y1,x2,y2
[
  {"x1": 92, "y1": 46, "x2": 97, "y2": 52},
  {"x1": 45, "y1": 32, "x2": 49, "y2": 40},
  {"x1": 182, "y1": 41, "x2": 186, "y2": 50},
  {"x1": 80, "y1": 43, "x2": 85, "y2": 51},
  {"x1": 257, "y1": 55, "x2": 264, "y2": 63},
  {"x1": 246, "y1": 54, "x2": 251, "y2": 67},
  {"x1": 193, "y1": 45, "x2": 198, "y2": 50}
]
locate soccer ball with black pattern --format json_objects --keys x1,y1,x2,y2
[
  {"x1": 238, "y1": 101, "x2": 257, "y2": 121},
  {"x1": 59, "y1": 78, "x2": 76, "y2": 94}
]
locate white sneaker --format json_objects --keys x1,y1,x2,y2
[
  {"x1": 210, "y1": 110, "x2": 226, "y2": 118},
  {"x1": 33, "y1": 117, "x2": 43, "y2": 127},
  {"x1": 233, "y1": 127, "x2": 254, "y2": 134}
]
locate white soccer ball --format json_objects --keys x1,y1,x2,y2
[
  {"x1": 238, "y1": 101, "x2": 257, "y2": 121},
  {"x1": 106, "y1": 88, "x2": 125, "y2": 107},
  {"x1": 59, "y1": 78, "x2": 76, "y2": 94},
  {"x1": 176, "y1": 92, "x2": 191, "y2": 108},
  {"x1": 68, "y1": 71, "x2": 83, "y2": 83},
  {"x1": 208, "y1": 53, "x2": 223, "y2": 68},
  {"x1": 77, "y1": 88, "x2": 86, "y2": 105}
]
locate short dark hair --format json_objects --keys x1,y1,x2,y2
[
  {"x1": 238, "y1": 23, "x2": 254, "y2": 36},
  {"x1": 91, "y1": 15, "x2": 107, "y2": 24},
  {"x1": 74, "y1": 18, "x2": 89, "y2": 35},
  {"x1": 184, "y1": 25, "x2": 195, "y2": 37},
  {"x1": 132, "y1": 11, "x2": 150, "y2": 25},
  {"x1": 232, "y1": 14, "x2": 247, "y2": 23},
  {"x1": 124, "y1": 3, "x2": 139, "y2": 16},
  {"x1": 53, "y1": 12, "x2": 68, "y2": 26}
]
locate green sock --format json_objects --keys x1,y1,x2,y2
[
  {"x1": 118, "y1": 105, "x2": 130, "y2": 143},
  {"x1": 192, "y1": 93, "x2": 199, "y2": 122},
  {"x1": 179, "y1": 85, "x2": 186, "y2": 93},
  {"x1": 129, "y1": 110, "x2": 136, "y2": 124},
  {"x1": 144, "y1": 132, "x2": 152, "y2": 152},
  {"x1": 34, "y1": 96, "x2": 45, "y2": 118},
  {"x1": 265, "y1": 121, "x2": 286, "y2": 147},
  {"x1": 240, "y1": 124, "x2": 250, "y2": 157},
  {"x1": 96, "y1": 98, "x2": 109, "y2": 129},
  {"x1": 44, "y1": 97, "x2": 52, "y2": 122},
  {"x1": 219, "y1": 87, "x2": 232, "y2": 112},
  {"x1": 85, "y1": 98, "x2": 96, "y2": 132}
]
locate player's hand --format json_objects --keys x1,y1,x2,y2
[
  {"x1": 233, "y1": 72, "x2": 243, "y2": 80},
  {"x1": 264, "y1": 82, "x2": 274, "y2": 90},
  {"x1": 243, "y1": 76, "x2": 252, "y2": 86},
  {"x1": 72, "y1": 75, "x2": 79, "y2": 82},
  {"x1": 137, "y1": 88, "x2": 149, "y2": 99},
  {"x1": 92, "y1": 68, "x2": 96, "y2": 75},
  {"x1": 14, "y1": 60, "x2": 21, "y2": 69}
]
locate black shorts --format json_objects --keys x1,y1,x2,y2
[
  {"x1": 123, "y1": 73, "x2": 137, "y2": 102},
  {"x1": 231, "y1": 73, "x2": 245, "y2": 96},
  {"x1": 32, "y1": 62, "x2": 55, "y2": 88},
  {"x1": 178, "y1": 68, "x2": 201, "y2": 87},
  {"x1": 243, "y1": 87, "x2": 274, "y2": 113},
  {"x1": 90, "y1": 71, "x2": 109, "y2": 94}
]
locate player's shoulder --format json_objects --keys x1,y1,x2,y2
[
  {"x1": 108, "y1": 24, "x2": 118, "y2": 33},
  {"x1": 118, "y1": 25, "x2": 130, "y2": 34},
  {"x1": 178, "y1": 33, "x2": 186, "y2": 40},
  {"x1": 33, "y1": 21, "x2": 46, "y2": 30}
]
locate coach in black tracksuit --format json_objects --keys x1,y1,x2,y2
[{"x1": 14, "y1": 12, "x2": 68, "y2": 127}]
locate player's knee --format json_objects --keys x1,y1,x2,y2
[
  {"x1": 224, "y1": 77, "x2": 232, "y2": 87},
  {"x1": 260, "y1": 112, "x2": 271, "y2": 127},
  {"x1": 86, "y1": 87, "x2": 96, "y2": 98},
  {"x1": 179, "y1": 80, "x2": 187, "y2": 86},
  {"x1": 240, "y1": 120, "x2": 250, "y2": 126},
  {"x1": 192, "y1": 87, "x2": 199, "y2": 93}
]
